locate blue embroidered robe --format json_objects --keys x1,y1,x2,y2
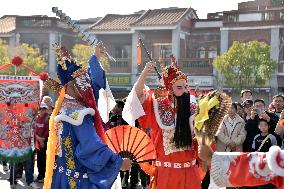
[{"x1": 51, "y1": 98, "x2": 123, "y2": 189}]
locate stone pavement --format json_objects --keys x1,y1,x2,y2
[{"x1": 0, "y1": 163, "x2": 43, "y2": 189}]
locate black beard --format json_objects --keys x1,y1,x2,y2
[{"x1": 173, "y1": 92, "x2": 192, "y2": 148}]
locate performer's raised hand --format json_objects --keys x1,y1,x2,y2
[
  {"x1": 94, "y1": 41, "x2": 106, "y2": 59},
  {"x1": 144, "y1": 61, "x2": 156, "y2": 73},
  {"x1": 120, "y1": 158, "x2": 132, "y2": 171}
]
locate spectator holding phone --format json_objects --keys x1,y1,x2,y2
[{"x1": 243, "y1": 99, "x2": 279, "y2": 152}]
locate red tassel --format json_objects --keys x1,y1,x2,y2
[{"x1": 137, "y1": 42, "x2": 142, "y2": 65}]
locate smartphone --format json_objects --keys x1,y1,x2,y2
[{"x1": 255, "y1": 109, "x2": 260, "y2": 115}]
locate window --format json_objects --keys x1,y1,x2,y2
[
  {"x1": 153, "y1": 43, "x2": 172, "y2": 59},
  {"x1": 197, "y1": 47, "x2": 206, "y2": 59},
  {"x1": 114, "y1": 45, "x2": 130, "y2": 58},
  {"x1": 41, "y1": 43, "x2": 49, "y2": 61},
  {"x1": 20, "y1": 18, "x2": 52, "y2": 27},
  {"x1": 208, "y1": 47, "x2": 217, "y2": 59},
  {"x1": 228, "y1": 14, "x2": 237, "y2": 22},
  {"x1": 262, "y1": 12, "x2": 273, "y2": 20}
]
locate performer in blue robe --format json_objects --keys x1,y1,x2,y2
[{"x1": 44, "y1": 44, "x2": 131, "y2": 189}]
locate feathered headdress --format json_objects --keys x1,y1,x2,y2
[{"x1": 194, "y1": 90, "x2": 232, "y2": 145}]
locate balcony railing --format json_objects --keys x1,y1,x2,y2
[
  {"x1": 137, "y1": 58, "x2": 214, "y2": 75},
  {"x1": 179, "y1": 58, "x2": 213, "y2": 75},
  {"x1": 109, "y1": 58, "x2": 131, "y2": 73}
]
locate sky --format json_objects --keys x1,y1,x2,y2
[{"x1": 0, "y1": 0, "x2": 245, "y2": 20}]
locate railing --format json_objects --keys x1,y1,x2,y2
[
  {"x1": 137, "y1": 58, "x2": 214, "y2": 75},
  {"x1": 179, "y1": 58, "x2": 213, "y2": 75},
  {"x1": 109, "y1": 58, "x2": 131, "y2": 73},
  {"x1": 17, "y1": 17, "x2": 53, "y2": 27}
]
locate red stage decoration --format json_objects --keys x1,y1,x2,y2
[
  {"x1": 11, "y1": 56, "x2": 23, "y2": 67},
  {"x1": 105, "y1": 125, "x2": 156, "y2": 163},
  {"x1": 39, "y1": 72, "x2": 49, "y2": 81},
  {"x1": 0, "y1": 56, "x2": 49, "y2": 80},
  {"x1": 0, "y1": 76, "x2": 40, "y2": 162},
  {"x1": 0, "y1": 56, "x2": 47, "y2": 162}
]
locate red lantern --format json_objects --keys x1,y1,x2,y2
[{"x1": 11, "y1": 56, "x2": 23, "y2": 67}]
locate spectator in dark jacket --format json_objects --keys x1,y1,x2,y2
[
  {"x1": 243, "y1": 99, "x2": 279, "y2": 152},
  {"x1": 271, "y1": 94, "x2": 284, "y2": 118},
  {"x1": 242, "y1": 99, "x2": 253, "y2": 122}
]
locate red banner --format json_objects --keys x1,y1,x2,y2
[{"x1": 0, "y1": 75, "x2": 40, "y2": 162}]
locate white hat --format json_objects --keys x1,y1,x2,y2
[
  {"x1": 40, "y1": 102, "x2": 48, "y2": 109},
  {"x1": 43, "y1": 96, "x2": 53, "y2": 103}
]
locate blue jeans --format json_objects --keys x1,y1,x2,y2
[{"x1": 9, "y1": 157, "x2": 34, "y2": 185}]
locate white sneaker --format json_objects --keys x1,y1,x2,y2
[
  {"x1": 3, "y1": 165, "x2": 9, "y2": 171},
  {"x1": 28, "y1": 182, "x2": 40, "y2": 189}
]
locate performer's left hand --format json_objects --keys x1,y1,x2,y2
[{"x1": 120, "y1": 158, "x2": 132, "y2": 171}]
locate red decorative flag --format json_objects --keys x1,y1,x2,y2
[{"x1": 137, "y1": 41, "x2": 142, "y2": 65}]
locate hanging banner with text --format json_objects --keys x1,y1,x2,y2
[{"x1": 0, "y1": 76, "x2": 40, "y2": 162}]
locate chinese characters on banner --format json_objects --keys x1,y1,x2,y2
[{"x1": 0, "y1": 76, "x2": 40, "y2": 162}]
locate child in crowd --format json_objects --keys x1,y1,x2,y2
[{"x1": 252, "y1": 119, "x2": 277, "y2": 189}]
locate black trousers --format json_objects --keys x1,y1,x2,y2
[
  {"x1": 201, "y1": 171, "x2": 210, "y2": 189},
  {"x1": 36, "y1": 146, "x2": 47, "y2": 179},
  {"x1": 139, "y1": 166, "x2": 150, "y2": 187}
]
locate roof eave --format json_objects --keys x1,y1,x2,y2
[
  {"x1": 90, "y1": 30, "x2": 134, "y2": 34},
  {"x1": 131, "y1": 25, "x2": 177, "y2": 30}
]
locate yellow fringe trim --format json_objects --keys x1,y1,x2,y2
[{"x1": 44, "y1": 86, "x2": 66, "y2": 189}]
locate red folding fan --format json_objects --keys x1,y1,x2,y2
[{"x1": 105, "y1": 125, "x2": 156, "y2": 163}]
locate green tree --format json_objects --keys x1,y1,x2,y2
[
  {"x1": 0, "y1": 40, "x2": 47, "y2": 76},
  {"x1": 213, "y1": 41, "x2": 276, "y2": 90},
  {"x1": 0, "y1": 39, "x2": 10, "y2": 66},
  {"x1": 72, "y1": 44, "x2": 110, "y2": 71}
]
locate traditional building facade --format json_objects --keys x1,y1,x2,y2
[
  {"x1": 1, "y1": 0, "x2": 284, "y2": 101},
  {"x1": 89, "y1": 7, "x2": 218, "y2": 97},
  {"x1": 220, "y1": 0, "x2": 284, "y2": 100}
]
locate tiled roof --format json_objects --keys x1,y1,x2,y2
[
  {"x1": 131, "y1": 8, "x2": 191, "y2": 26},
  {"x1": 76, "y1": 17, "x2": 101, "y2": 24},
  {"x1": 89, "y1": 14, "x2": 142, "y2": 31},
  {"x1": 0, "y1": 16, "x2": 16, "y2": 34}
]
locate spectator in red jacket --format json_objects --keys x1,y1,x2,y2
[{"x1": 34, "y1": 102, "x2": 49, "y2": 183}]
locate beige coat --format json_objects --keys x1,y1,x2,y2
[{"x1": 216, "y1": 114, "x2": 246, "y2": 152}]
